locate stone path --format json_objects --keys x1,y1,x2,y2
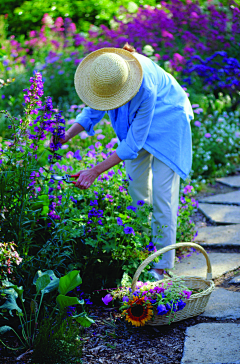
[{"x1": 179, "y1": 175, "x2": 240, "y2": 364}]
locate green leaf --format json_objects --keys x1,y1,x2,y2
[
  {"x1": 36, "y1": 275, "x2": 51, "y2": 293},
  {"x1": 73, "y1": 312, "x2": 95, "y2": 328},
  {"x1": 0, "y1": 288, "x2": 22, "y2": 316},
  {"x1": 2, "y1": 281, "x2": 24, "y2": 302},
  {"x1": 42, "y1": 205, "x2": 49, "y2": 215},
  {"x1": 58, "y1": 270, "x2": 82, "y2": 295},
  {"x1": 33, "y1": 270, "x2": 59, "y2": 294},
  {"x1": 0, "y1": 326, "x2": 13, "y2": 335},
  {"x1": 56, "y1": 295, "x2": 84, "y2": 310}
]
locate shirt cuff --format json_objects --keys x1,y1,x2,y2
[
  {"x1": 75, "y1": 114, "x2": 95, "y2": 136},
  {"x1": 116, "y1": 140, "x2": 139, "y2": 160}
]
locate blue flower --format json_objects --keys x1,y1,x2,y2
[
  {"x1": 123, "y1": 226, "x2": 135, "y2": 235},
  {"x1": 137, "y1": 200, "x2": 145, "y2": 206},
  {"x1": 157, "y1": 304, "x2": 168, "y2": 316},
  {"x1": 177, "y1": 300, "x2": 186, "y2": 311},
  {"x1": 127, "y1": 206, "x2": 137, "y2": 213},
  {"x1": 146, "y1": 242, "x2": 156, "y2": 252},
  {"x1": 117, "y1": 217, "x2": 123, "y2": 225},
  {"x1": 70, "y1": 196, "x2": 78, "y2": 204}
]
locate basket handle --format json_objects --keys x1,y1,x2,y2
[{"x1": 131, "y1": 242, "x2": 212, "y2": 292}]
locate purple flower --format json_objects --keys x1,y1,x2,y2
[
  {"x1": 204, "y1": 133, "x2": 211, "y2": 138},
  {"x1": 122, "y1": 296, "x2": 129, "y2": 302},
  {"x1": 117, "y1": 217, "x2": 123, "y2": 225},
  {"x1": 180, "y1": 196, "x2": 186, "y2": 204},
  {"x1": 183, "y1": 185, "x2": 193, "y2": 194},
  {"x1": 98, "y1": 219, "x2": 103, "y2": 225},
  {"x1": 137, "y1": 200, "x2": 145, "y2": 206},
  {"x1": 97, "y1": 134, "x2": 105, "y2": 140},
  {"x1": 128, "y1": 174, "x2": 133, "y2": 181},
  {"x1": 105, "y1": 194, "x2": 113, "y2": 201},
  {"x1": 66, "y1": 151, "x2": 74, "y2": 158},
  {"x1": 194, "y1": 120, "x2": 201, "y2": 127},
  {"x1": 102, "y1": 294, "x2": 113, "y2": 305},
  {"x1": 73, "y1": 149, "x2": 82, "y2": 160},
  {"x1": 123, "y1": 226, "x2": 135, "y2": 235}
]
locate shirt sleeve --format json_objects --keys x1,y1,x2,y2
[
  {"x1": 116, "y1": 86, "x2": 157, "y2": 160},
  {"x1": 74, "y1": 107, "x2": 105, "y2": 136}
]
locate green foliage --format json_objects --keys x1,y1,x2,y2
[
  {"x1": 0, "y1": 270, "x2": 93, "y2": 351},
  {"x1": 32, "y1": 314, "x2": 83, "y2": 364},
  {"x1": 1, "y1": 0, "x2": 156, "y2": 37},
  {"x1": 191, "y1": 109, "x2": 240, "y2": 182}
]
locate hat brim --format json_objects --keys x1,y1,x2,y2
[{"x1": 74, "y1": 48, "x2": 143, "y2": 111}]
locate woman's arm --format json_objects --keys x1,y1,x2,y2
[
  {"x1": 65, "y1": 123, "x2": 84, "y2": 142},
  {"x1": 74, "y1": 152, "x2": 122, "y2": 189}
]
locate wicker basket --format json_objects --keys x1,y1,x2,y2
[{"x1": 131, "y1": 242, "x2": 215, "y2": 326}]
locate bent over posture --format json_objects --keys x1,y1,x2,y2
[{"x1": 59, "y1": 44, "x2": 193, "y2": 279}]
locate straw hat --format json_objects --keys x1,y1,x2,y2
[{"x1": 74, "y1": 47, "x2": 143, "y2": 111}]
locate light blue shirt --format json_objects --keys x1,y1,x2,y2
[{"x1": 75, "y1": 53, "x2": 193, "y2": 180}]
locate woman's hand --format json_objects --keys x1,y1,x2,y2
[{"x1": 71, "y1": 168, "x2": 100, "y2": 189}]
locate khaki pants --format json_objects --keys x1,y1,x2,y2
[{"x1": 125, "y1": 149, "x2": 180, "y2": 269}]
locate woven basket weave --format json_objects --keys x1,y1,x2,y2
[{"x1": 131, "y1": 242, "x2": 215, "y2": 326}]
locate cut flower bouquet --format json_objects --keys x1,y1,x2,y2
[{"x1": 102, "y1": 276, "x2": 192, "y2": 326}]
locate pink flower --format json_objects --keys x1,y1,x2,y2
[
  {"x1": 162, "y1": 30, "x2": 174, "y2": 39},
  {"x1": 173, "y1": 53, "x2": 185, "y2": 64},
  {"x1": 102, "y1": 294, "x2": 113, "y2": 305},
  {"x1": 182, "y1": 290, "x2": 192, "y2": 299}
]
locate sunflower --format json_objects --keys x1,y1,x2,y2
[{"x1": 123, "y1": 296, "x2": 153, "y2": 327}]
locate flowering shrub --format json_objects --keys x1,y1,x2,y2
[
  {"x1": 102, "y1": 277, "x2": 192, "y2": 326},
  {"x1": 191, "y1": 109, "x2": 240, "y2": 181},
  {"x1": 177, "y1": 184, "x2": 198, "y2": 243},
  {"x1": 0, "y1": 241, "x2": 22, "y2": 283},
  {"x1": 183, "y1": 51, "x2": 240, "y2": 104}
]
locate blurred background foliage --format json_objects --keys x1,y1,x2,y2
[{"x1": 1, "y1": 0, "x2": 154, "y2": 36}]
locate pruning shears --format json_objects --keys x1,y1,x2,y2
[{"x1": 51, "y1": 173, "x2": 79, "y2": 185}]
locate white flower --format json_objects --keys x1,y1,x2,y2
[{"x1": 142, "y1": 45, "x2": 154, "y2": 56}]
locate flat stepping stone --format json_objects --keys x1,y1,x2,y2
[
  {"x1": 199, "y1": 203, "x2": 240, "y2": 224},
  {"x1": 230, "y1": 275, "x2": 240, "y2": 284},
  {"x1": 181, "y1": 323, "x2": 240, "y2": 364},
  {"x1": 199, "y1": 190, "x2": 240, "y2": 205},
  {"x1": 216, "y1": 175, "x2": 240, "y2": 188},
  {"x1": 173, "y1": 251, "x2": 240, "y2": 279},
  {"x1": 201, "y1": 288, "x2": 240, "y2": 319},
  {"x1": 195, "y1": 224, "x2": 240, "y2": 247}
]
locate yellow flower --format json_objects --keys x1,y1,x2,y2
[{"x1": 123, "y1": 296, "x2": 153, "y2": 327}]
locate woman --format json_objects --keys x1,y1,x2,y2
[{"x1": 59, "y1": 43, "x2": 193, "y2": 279}]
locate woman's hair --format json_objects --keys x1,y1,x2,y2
[{"x1": 123, "y1": 42, "x2": 136, "y2": 53}]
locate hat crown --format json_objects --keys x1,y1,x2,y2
[{"x1": 89, "y1": 53, "x2": 129, "y2": 97}]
